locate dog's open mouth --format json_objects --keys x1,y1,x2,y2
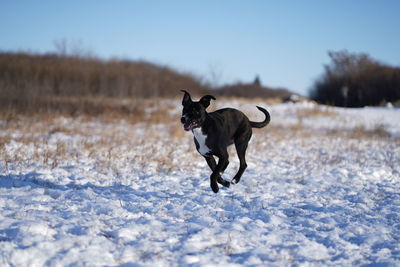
[{"x1": 183, "y1": 122, "x2": 198, "y2": 131}]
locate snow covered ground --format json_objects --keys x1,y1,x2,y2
[{"x1": 0, "y1": 100, "x2": 399, "y2": 266}]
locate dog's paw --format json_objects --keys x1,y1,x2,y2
[
  {"x1": 210, "y1": 182, "x2": 219, "y2": 193},
  {"x1": 231, "y1": 178, "x2": 238, "y2": 185},
  {"x1": 217, "y1": 177, "x2": 230, "y2": 187}
]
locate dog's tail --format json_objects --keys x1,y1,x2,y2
[{"x1": 250, "y1": 106, "x2": 271, "y2": 128}]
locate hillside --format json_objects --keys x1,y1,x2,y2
[
  {"x1": 0, "y1": 52, "x2": 295, "y2": 115},
  {"x1": 214, "y1": 82, "x2": 293, "y2": 99},
  {"x1": 0, "y1": 52, "x2": 207, "y2": 113}
]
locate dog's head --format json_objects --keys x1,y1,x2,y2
[{"x1": 180, "y1": 90, "x2": 216, "y2": 131}]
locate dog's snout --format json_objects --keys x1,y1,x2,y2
[{"x1": 181, "y1": 116, "x2": 187, "y2": 124}]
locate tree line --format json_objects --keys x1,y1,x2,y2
[
  {"x1": 310, "y1": 51, "x2": 400, "y2": 107},
  {"x1": 1, "y1": 50, "x2": 399, "y2": 116}
]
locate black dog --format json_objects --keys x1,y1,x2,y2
[{"x1": 180, "y1": 90, "x2": 270, "y2": 193}]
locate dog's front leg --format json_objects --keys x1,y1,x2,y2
[
  {"x1": 210, "y1": 172, "x2": 219, "y2": 193},
  {"x1": 204, "y1": 156, "x2": 219, "y2": 193},
  {"x1": 209, "y1": 153, "x2": 230, "y2": 193},
  {"x1": 205, "y1": 156, "x2": 230, "y2": 191},
  {"x1": 204, "y1": 156, "x2": 216, "y2": 172}
]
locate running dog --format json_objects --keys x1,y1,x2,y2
[{"x1": 180, "y1": 90, "x2": 270, "y2": 193}]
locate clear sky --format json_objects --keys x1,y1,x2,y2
[{"x1": 1, "y1": 0, "x2": 400, "y2": 95}]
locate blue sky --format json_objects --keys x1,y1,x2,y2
[{"x1": 1, "y1": 0, "x2": 400, "y2": 95}]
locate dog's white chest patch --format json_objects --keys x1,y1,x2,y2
[{"x1": 192, "y1": 128, "x2": 210, "y2": 156}]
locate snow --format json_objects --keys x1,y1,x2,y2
[{"x1": 0, "y1": 101, "x2": 399, "y2": 266}]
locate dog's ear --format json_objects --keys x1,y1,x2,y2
[
  {"x1": 181, "y1": 90, "x2": 192, "y2": 106},
  {"x1": 199, "y1": 95, "x2": 216, "y2": 108}
]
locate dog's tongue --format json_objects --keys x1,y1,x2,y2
[
  {"x1": 184, "y1": 122, "x2": 196, "y2": 131},
  {"x1": 184, "y1": 123, "x2": 192, "y2": 131}
]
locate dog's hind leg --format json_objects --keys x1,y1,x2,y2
[{"x1": 231, "y1": 141, "x2": 248, "y2": 185}]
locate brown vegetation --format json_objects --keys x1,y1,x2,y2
[
  {"x1": 0, "y1": 52, "x2": 294, "y2": 116},
  {"x1": 0, "y1": 52, "x2": 207, "y2": 115},
  {"x1": 214, "y1": 79, "x2": 292, "y2": 99},
  {"x1": 1, "y1": 96, "x2": 397, "y2": 178}
]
